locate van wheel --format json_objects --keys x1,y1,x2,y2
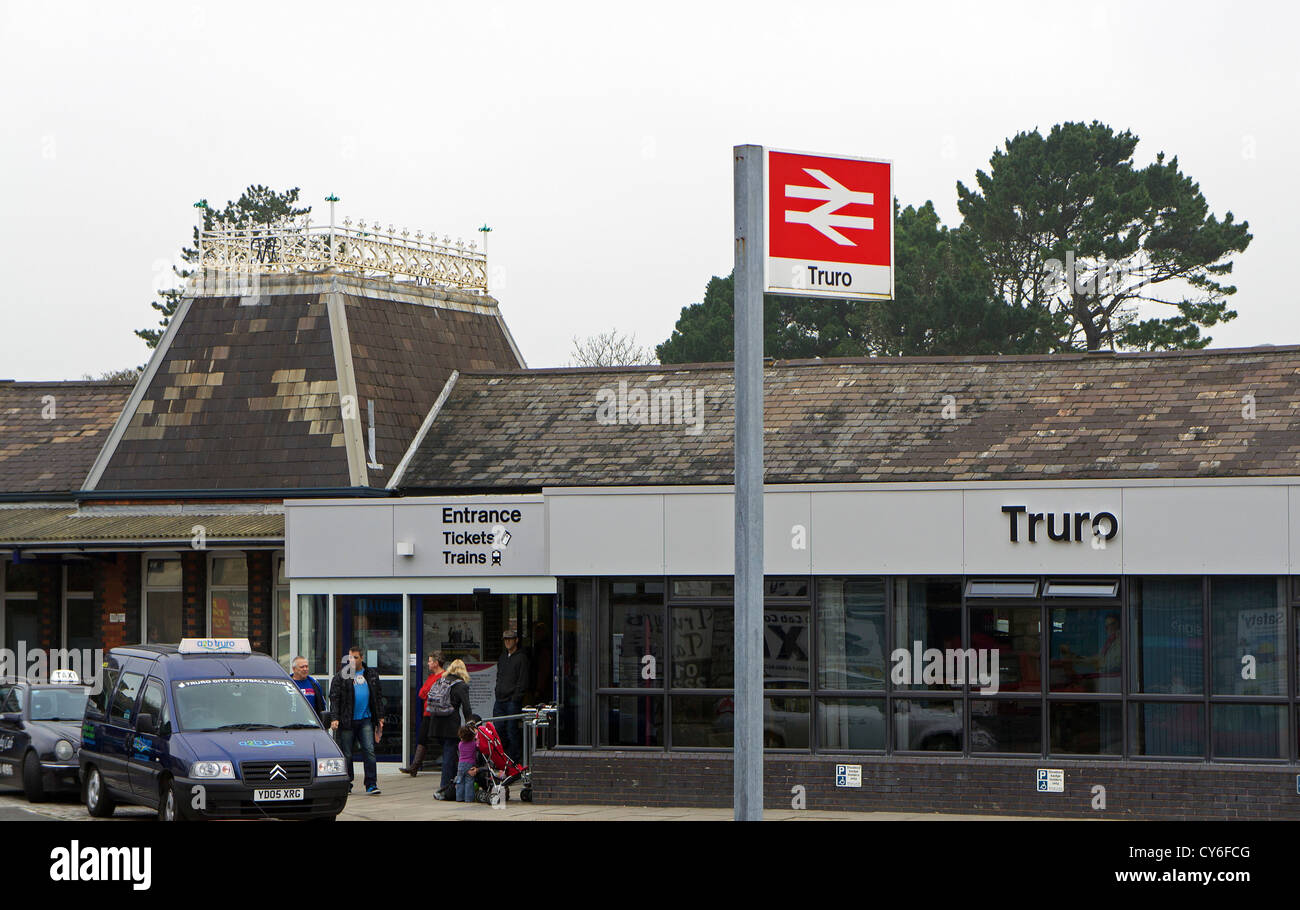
[
  {"x1": 21, "y1": 751, "x2": 46, "y2": 803},
  {"x1": 158, "y1": 778, "x2": 181, "y2": 821},
  {"x1": 85, "y1": 766, "x2": 115, "y2": 818}
]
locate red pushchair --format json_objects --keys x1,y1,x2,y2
[{"x1": 470, "y1": 719, "x2": 526, "y2": 804}]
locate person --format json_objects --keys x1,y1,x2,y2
[
  {"x1": 455, "y1": 723, "x2": 479, "y2": 803},
  {"x1": 289, "y1": 656, "x2": 326, "y2": 721},
  {"x1": 493, "y1": 629, "x2": 531, "y2": 760},
  {"x1": 400, "y1": 652, "x2": 444, "y2": 776},
  {"x1": 328, "y1": 646, "x2": 385, "y2": 795},
  {"x1": 430, "y1": 658, "x2": 474, "y2": 800}
]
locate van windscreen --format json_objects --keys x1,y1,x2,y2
[{"x1": 172, "y1": 678, "x2": 322, "y2": 732}]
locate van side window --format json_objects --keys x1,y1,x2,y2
[
  {"x1": 0, "y1": 686, "x2": 15, "y2": 714},
  {"x1": 88, "y1": 669, "x2": 119, "y2": 716},
  {"x1": 140, "y1": 679, "x2": 165, "y2": 732},
  {"x1": 109, "y1": 672, "x2": 145, "y2": 725}
]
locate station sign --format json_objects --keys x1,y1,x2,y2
[{"x1": 765, "y1": 148, "x2": 893, "y2": 300}]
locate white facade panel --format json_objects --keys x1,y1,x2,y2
[
  {"x1": 286, "y1": 503, "x2": 394, "y2": 578},
  {"x1": 810, "y1": 490, "x2": 963, "y2": 574},
  {"x1": 962, "y1": 488, "x2": 1123, "y2": 575},
  {"x1": 547, "y1": 493, "x2": 664, "y2": 576},
  {"x1": 392, "y1": 499, "x2": 546, "y2": 577},
  {"x1": 764, "y1": 492, "x2": 812, "y2": 575},
  {"x1": 1123, "y1": 485, "x2": 1288, "y2": 574},
  {"x1": 663, "y1": 493, "x2": 732, "y2": 574}
]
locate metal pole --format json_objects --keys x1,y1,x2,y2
[{"x1": 733, "y1": 144, "x2": 764, "y2": 821}]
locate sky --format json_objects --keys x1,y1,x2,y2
[{"x1": 2, "y1": 0, "x2": 1297, "y2": 379}]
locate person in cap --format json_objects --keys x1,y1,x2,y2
[{"x1": 492, "y1": 629, "x2": 530, "y2": 760}]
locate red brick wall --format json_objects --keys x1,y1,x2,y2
[
  {"x1": 246, "y1": 550, "x2": 273, "y2": 655},
  {"x1": 181, "y1": 551, "x2": 207, "y2": 638},
  {"x1": 34, "y1": 562, "x2": 60, "y2": 650},
  {"x1": 94, "y1": 554, "x2": 140, "y2": 650}
]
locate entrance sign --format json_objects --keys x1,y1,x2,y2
[{"x1": 766, "y1": 148, "x2": 893, "y2": 299}]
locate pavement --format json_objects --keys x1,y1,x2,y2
[{"x1": 0, "y1": 765, "x2": 1056, "y2": 821}]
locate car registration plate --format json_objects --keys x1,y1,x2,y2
[
  {"x1": 253, "y1": 788, "x2": 303, "y2": 801},
  {"x1": 0, "y1": 763, "x2": 12, "y2": 777}
]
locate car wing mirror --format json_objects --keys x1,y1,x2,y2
[
  {"x1": 0, "y1": 712, "x2": 21, "y2": 725},
  {"x1": 136, "y1": 714, "x2": 156, "y2": 735}
]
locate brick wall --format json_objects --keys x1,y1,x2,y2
[
  {"x1": 34, "y1": 562, "x2": 59, "y2": 650},
  {"x1": 94, "y1": 554, "x2": 139, "y2": 650},
  {"x1": 181, "y1": 551, "x2": 206, "y2": 638},
  {"x1": 529, "y1": 751, "x2": 1300, "y2": 820},
  {"x1": 245, "y1": 550, "x2": 272, "y2": 654}
]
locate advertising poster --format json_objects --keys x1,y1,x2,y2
[
  {"x1": 467, "y1": 663, "x2": 497, "y2": 717},
  {"x1": 424, "y1": 612, "x2": 483, "y2": 662}
]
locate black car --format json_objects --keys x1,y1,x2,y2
[{"x1": 0, "y1": 677, "x2": 91, "y2": 802}]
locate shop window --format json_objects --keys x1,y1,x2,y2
[
  {"x1": 144, "y1": 556, "x2": 182, "y2": 645},
  {"x1": 764, "y1": 696, "x2": 810, "y2": 749},
  {"x1": 601, "y1": 579, "x2": 664, "y2": 689},
  {"x1": 670, "y1": 578, "x2": 732, "y2": 600},
  {"x1": 969, "y1": 605, "x2": 1041, "y2": 693},
  {"x1": 966, "y1": 579, "x2": 1037, "y2": 598},
  {"x1": 599, "y1": 694, "x2": 663, "y2": 747},
  {"x1": 1129, "y1": 702, "x2": 1204, "y2": 758},
  {"x1": 817, "y1": 698, "x2": 885, "y2": 751},
  {"x1": 1129, "y1": 577, "x2": 1203, "y2": 695},
  {"x1": 297, "y1": 595, "x2": 328, "y2": 676},
  {"x1": 558, "y1": 580, "x2": 594, "y2": 746},
  {"x1": 145, "y1": 557, "x2": 181, "y2": 587},
  {"x1": 4, "y1": 563, "x2": 41, "y2": 593},
  {"x1": 893, "y1": 698, "x2": 963, "y2": 752},
  {"x1": 764, "y1": 605, "x2": 810, "y2": 689},
  {"x1": 892, "y1": 578, "x2": 962, "y2": 691},
  {"x1": 670, "y1": 694, "x2": 734, "y2": 747},
  {"x1": 1212, "y1": 704, "x2": 1286, "y2": 760},
  {"x1": 670, "y1": 605, "x2": 733, "y2": 689},
  {"x1": 1049, "y1": 701, "x2": 1123, "y2": 755},
  {"x1": 210, "y1": 555, "x2": 249, "y2": 638},
  {"x1": 817, "y1": 578, "x2": 886, "y2": 691},
  {"x1": 1044, "y1": 580, "x2": 1119, "y2": 598},
  {"x1": 1211, "y1": 578, "x2": 1286, "y2": 696},
  {"x1": 1049, "y1": 607, "x2": 1122, "y2": 693},
  {"x1": 968, "y1": 700, "x2": 1040, "y2": 754}
]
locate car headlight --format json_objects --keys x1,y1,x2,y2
[
  {"x1": 317, "y1": 758, "x2": 346, "y2": 776},
  {"x1": 190, "y1": 760, "x2": 235, "y2": 779},
  {"x1": 54, "y1": 740, "x2": 75, "y2": 761}
]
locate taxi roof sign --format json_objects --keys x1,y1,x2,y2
[
  {"x1": 50, "y1": 669, "x2": 82, "y2": 684},
  {"x1": 178, "y1": 638, "x2": 252, "y2": 655}
]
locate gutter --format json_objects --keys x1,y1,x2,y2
[{"x1": 73, "y1": 487, "x2": 396, "y2": 503}]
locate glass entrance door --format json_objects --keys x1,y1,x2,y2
[{"x1": 334, "y1": 595, "x2": 403, "y2": 761}]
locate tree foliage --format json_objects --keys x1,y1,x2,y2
[
  {"x1": 957, "y1": 121, "x2": 1251, "y2": 350},
  {"x1": 137, "y1": 186, "x2": 311, "y2": 348}
]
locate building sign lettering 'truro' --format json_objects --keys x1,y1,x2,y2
[{"x1": 1001, "y1": 505, "x2": 1118, "y2": 543}]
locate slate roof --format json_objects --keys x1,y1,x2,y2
[
  {"x1": 89, "y1": 273, "x2": 523, "y2": 492},
  {"x1": 0, "y1": 381, "x2": 134, "y2": 495},
  {"x1": 395, "y1": 346, "x2": 1300, "y2": 489}
]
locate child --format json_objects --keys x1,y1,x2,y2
[{"x1": 455, "y1": 724, "x2": 479, "y2": 803}]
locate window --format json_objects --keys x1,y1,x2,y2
[
  {"x1": 893, "y1": 578, "x2": 962, "y2": 691},
  {"x1": 275, "y1": 555, "x2": 290, "y2": 671},
  {"x1": 599, "y1": 580, "x2": 663, "y2": 747},
  {"x1": 1211, "y1": 578, "x2": 1286, "y2": 696},
  {"x1": 297, "y1": 595, "x2": 328, "y2": 675},
  {"x1": 109, "y1": 671, "x2": 144, "y2": 725},
  {"x1": 1129, "y1": 578, "x2": 1203, "y2": 694},
  {"x1": 140, "y1": 679, "x2": 168, "y2": 734},
  {"x1": 209, "y1": 555, "x2": 249, "y2": 638},
  {"x1": 144, "y1": 556, "x2": 182, "y2": 645},
  {"x1": 64, "y1": 563, "x2": 96, "y2": 652},
  {"x1": 1049, "y1": 607, "x2": 1122, "y2": 693},
  {"x1": 817, "y1": 578, "x2": 885, "y2": 691}
]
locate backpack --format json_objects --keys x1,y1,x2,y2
[{"x1": 427, "y1": 677, "x2": 457, "y2": 717}]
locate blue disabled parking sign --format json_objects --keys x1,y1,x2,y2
[{"x1": 1036, "y1": 768, "x2": 1064, "y2": 792}]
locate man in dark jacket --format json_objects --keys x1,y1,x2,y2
[
  {"x1": 493, "y1": 629, "x2": 530, "y2": 760},
  {"x1": 329, "y1": 646, "x2": 386, "y2": 795}
]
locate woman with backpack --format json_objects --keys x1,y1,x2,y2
[
  {"x1": 399, "y1": 652, "x2": 445, "y2": 776},
  {"x1": 429, "y1": 659, "x2": 473, "y2": 800}
]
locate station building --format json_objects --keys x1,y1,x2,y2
[
  {"x1": 7, "y1": 215, "x2": 1300, "y2": 817},
  {"x1": 289, "y1": 347, "x2": 1300, "y2": 819}
]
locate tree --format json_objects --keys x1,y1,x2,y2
[
  {"x1": 82, "y1": 367, "x2": 143, "y2": 382},
  {"x1": 569, "y1": 330, "x2": 658, "y2": 366},
  {"x1": 858, "y1": 202, "x2": 1052, "y2": 356},
  {"x1": 656, "y1": 202, "x2": 1047, "y2": 363},
  {"x1": 137, "y1": 186, "x2": 311, "y2": 348},
  {"x1": 957, "y1": 121, "x2": 1251, "y2": 351}
]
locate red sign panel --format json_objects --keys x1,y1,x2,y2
[{"x1": 766, "y1": 148, "x2": 892, "y2": 299}]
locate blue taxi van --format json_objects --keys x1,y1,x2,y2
[{"x1": 79, "y1": 639, "x2": 348, "y2": 821}]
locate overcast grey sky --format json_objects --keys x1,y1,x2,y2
[{"x1": 2, "y1": 0, "x2": 1296, "y2": 379}]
